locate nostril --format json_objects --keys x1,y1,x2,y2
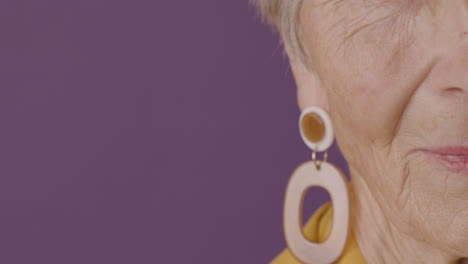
[{"x1": 441, "y1": 87, "x2": 465, "y2": 97}]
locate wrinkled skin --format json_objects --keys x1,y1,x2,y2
[{"x1": 289, "y1": 0, "x2": 468, "y2": 263}]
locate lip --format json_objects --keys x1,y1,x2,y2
[{"x1": 421, "y1": 147, "x2": 468, "y2": 173}]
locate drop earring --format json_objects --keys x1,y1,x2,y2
[{"x1": 283, "y1": 107, "x2": 350, "y2": 264}]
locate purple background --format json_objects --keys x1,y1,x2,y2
[{"x1": 0, "y1": 1, "x2": 348, "y2": 263}]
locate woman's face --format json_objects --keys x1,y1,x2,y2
[{"x1": 298, "y1": 0, "x2": 467, "y2": 256}]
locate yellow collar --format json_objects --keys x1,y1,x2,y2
[{"x1": 271, "y1": 202, "x2": 367, "y2": 263}]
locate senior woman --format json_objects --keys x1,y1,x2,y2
[{"x1": 256, "y1": 0, "x2": 468, "y2": 263}]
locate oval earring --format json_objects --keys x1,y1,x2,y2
[{"x1": 283, "y1": 107, "x2": 350, "y2": 264}]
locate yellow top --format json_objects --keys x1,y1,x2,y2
[{"x1": 270, "y1": 202, "x2": 367, "y2": 264}]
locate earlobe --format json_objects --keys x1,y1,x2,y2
[{"x1": 287, "y1": 55, "x2": 330, "y2": 112}]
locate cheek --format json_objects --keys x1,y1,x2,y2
[
  {"x1": 320, "y1": 14, "x2": 432, "y2": 149},
  {"x1": 312, "y1": 8, "x2": 437, "y2": 214},
  {"x1": 307, "y1": 1, "x2": 433, "y2": 140},
  {"x1": 303, "y1": 0, "x2": 436, "y2": 172}
]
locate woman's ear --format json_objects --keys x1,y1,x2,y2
[{"x1": 286, "y1": 51, "x2": 329, "y2": 113}]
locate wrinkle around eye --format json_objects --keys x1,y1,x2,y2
[
  {"x1": 332, "y1": 3, "x2": 400, "y2": 53},
  {"x1": 339, "y1": 12, "x2": 395, "y2": 49},
  {"x1": 306, "y1": 0, "x2": 426, "y2": 68},
  {"x1": 333, "y1": 1, "x2": 422, "y2": 68}
]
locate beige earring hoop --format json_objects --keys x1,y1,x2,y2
[{"x1": 283, "y1": 107, "x2": 350, "y2": 264}]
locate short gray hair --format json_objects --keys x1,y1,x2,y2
[{"x1": 253, "y1": 0, "x2": 305, "y2": 62}]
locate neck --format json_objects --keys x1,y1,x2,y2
[{"x1": 348, "y1": 168, "x2": 467, "y2": 264}]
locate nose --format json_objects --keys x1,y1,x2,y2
[{"x1": 429, "y1": 37, "x2": 468, "y2": 99}]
